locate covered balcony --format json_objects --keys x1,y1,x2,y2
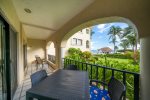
[{"x1": 0, "y1": 0, "x2": 149, "y2": 100}]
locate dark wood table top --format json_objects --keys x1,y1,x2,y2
[{"x1": 26, "y1": 69, "x2": 89, "y2": 100}]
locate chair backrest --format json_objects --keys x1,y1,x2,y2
[
  {"x1": 30, "y1": 70, "x2": 47, "y2": 87},
  {"x1": 108, "y1": 77, "x2": 126, "y2": 100},
  {"x1": 66, "y1": 64, "x2": 78, "y2": 70},
  {"x1": 35, "y1": 56, "x2": 43, "y2": 64}
]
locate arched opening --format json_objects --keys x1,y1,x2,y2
[
  {"x1": 61, "y1": 16, "x2": 139, "y2": 100},
  {"x1": 46, "y1": 41, "x2": 56, "y2": 64}
]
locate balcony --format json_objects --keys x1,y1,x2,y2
[{"x1": 12, "y1": 57, "x2": 139, "y2": 100}]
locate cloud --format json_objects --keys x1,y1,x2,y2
[
  {"x1": 116, "y1": 35, "x2": 120, "y2": 42},
  {"x1": 107, "y1": 45, "x2": 114, "y2": 50},
  {"x1": 97, "y1": 23, "x2": 114, "y2": 33},
  {"x1": 97, "y1": 24, "x2": 106, "y2": 29}
]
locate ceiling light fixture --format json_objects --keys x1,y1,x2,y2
[{"x1": 24, "y1": 8, "x2": 31, "y2": 13}]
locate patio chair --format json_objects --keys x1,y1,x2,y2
[
  {"x1": 65, "y1": 64, "x2": 78, "y2": 70},
  {"x1": 30, "y1": 70, "x2": 47, "y2": 87},
  {"x1": 35, "y1": 56, "x2": 44, "y2": 70},
  {"x1": 90, "y1": 77, "x2": 126, "y2": 100},
  {"x1": 108, "y1": 77, "x2": 126, "y2": 100}
]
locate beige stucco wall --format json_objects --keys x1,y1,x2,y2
[
  {"x1": 63, "y1": 28, "x2": 91, "y2": 57},
  {"x1": 27, "y1": 39, "x2": 46, "y2": 63},
  {"x1": 0, "y1": 0, "x2": 20, "y2": 32},
  {"x1": 0, "y1": 0, "x2": 24, "y2": 84},
  {"x1": 22, "y1": 27, "x2": 27, "y2": 44}
]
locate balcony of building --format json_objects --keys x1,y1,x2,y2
[{"x1": 0, "y1": 0, "x2": 150, "y2": 100}]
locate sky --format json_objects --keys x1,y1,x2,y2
[{"x1": 91, "y1": 22, "x2": 129, "y2": 50}]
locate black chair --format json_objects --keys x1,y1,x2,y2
[
  {"x1": 30, "y1": 70, "x2": 47, "y2": 87},
  {"x1": 66, "y1": 64, "x2": 78, "y2": 70},
  {"x1": 90, "y1": 77, "x2": 126, "y2": 100},
  {"x1": 108, "y1": 77, "x2": 126, "y2": 100}
]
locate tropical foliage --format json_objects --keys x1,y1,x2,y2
[{"x1": 107, "y1": 26, "x2": 122, "y2": 53}]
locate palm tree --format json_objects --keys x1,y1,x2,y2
[
  {"x1": 121, "y1": 26, "x2": 138, "y2": 51},
  {"x1": 119, "y1": 39, "x2": 129, "y2": 51},
  {"x1": 108, "y1": 26, "x2": 122, "y2": 53}
]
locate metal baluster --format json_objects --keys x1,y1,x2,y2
[
  {"x1": 103, "y1": 68, "x2": 106, "y2": 89},
  {"x1": 91, "y1": 65, "x2": 92, "y2": 80},
  {"x1": 112, "y1": 69, "x2": 114, "y2": 78},
  {"x1": 134, "y1": 74, "x2": 139, "y2": 100},
  {"x1": 96, "y1": 66, "x2": 98, "y2": 80},
  {"x1": 123, "y1": 73, "x2": 126, "y2": 100}
]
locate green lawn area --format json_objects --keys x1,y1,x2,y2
[
  {"x1": 93, "y1": 56, "x2": 140, "y2": 73},
  {"x1": 98, "y1": 57, "x2": 133, "y2": 63}
]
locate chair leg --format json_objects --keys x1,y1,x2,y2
[{"x1": 42, "y1": 63, "x2": 44, "y2": 69}]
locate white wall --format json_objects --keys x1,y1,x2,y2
[
  {"x1": 47, "y1": 42, "x2": 55, "y2": 56},
  {"x1": 62, "y1": 28, "x2": 91, "y2": 57}
]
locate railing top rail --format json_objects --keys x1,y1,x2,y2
[{"x1": 63, "y1": 58, "x2": 140, "y2": 75}]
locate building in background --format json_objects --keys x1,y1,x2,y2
[{"x1": 61, "y1": 27, "x2": 91, "y2": 57}]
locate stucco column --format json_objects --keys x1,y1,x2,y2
[
  {"x1": 55, "y1": 42, "x2": 62, "y2": 69},
  {"x1": 140, "y1": 36, "x2": 150, "y2": 100},
  {"x1": 45, "y1": 46, "x2": 48, "y2": 60}
]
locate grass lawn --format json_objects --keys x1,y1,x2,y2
[{"x1": 98, "y1": 57, "x2": 133, "y2": 63}]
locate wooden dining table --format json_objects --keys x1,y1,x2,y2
[{"x1": 26, "y1": 69, "x2": 89, "y2": 100}]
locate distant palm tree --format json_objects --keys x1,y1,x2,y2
[
  {"x1": 121, "y1": 26, "x2": 138, "y2": 51},
  {"x1": 108, "y1": 26, "x2": 122, "y2": 53},
  {"x1": 119, "y1": 39, "x2": 129, "y2": 51}
]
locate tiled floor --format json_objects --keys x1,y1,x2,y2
[{"x1": 13, "y1": 63, "x2": 54, "y2": 100}]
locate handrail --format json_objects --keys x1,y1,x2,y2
[
  {"x1": 63, "y1": 58, "x2": 140, "y2": 100},
  {"x1": 48, "y1": 54, "x2": 56, "y2": 63}
]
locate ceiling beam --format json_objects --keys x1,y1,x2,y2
[{"x1": 22, "y1": 22, "x2": 57, "y2": 31}]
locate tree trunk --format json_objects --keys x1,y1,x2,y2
[{"x1": 114, "y1": 43, "x2": 115, "y2": 53}]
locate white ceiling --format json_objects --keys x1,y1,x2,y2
[{"x1": 12, "y1": 0, "x2": 94, "y2": 40}]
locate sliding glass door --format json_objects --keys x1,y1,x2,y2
[
  {"x1": 0, "y1": 20, "x2": 7, "y2": 100},
  {"x1": 10, "y1": 28, "x2": 18, "y2": 98}
]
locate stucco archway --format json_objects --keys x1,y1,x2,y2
[
  {"x1": 61, "y1": 16, "x2": 138, "y2": 48},
  {"x1": 46, "y1": 41, "x2": 56, "y2": 62}
]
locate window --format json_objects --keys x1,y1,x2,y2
[
  {"x1": 72, "y1": 38, "x2": 82, "y2": 46},
  {"x1": 86, "y1": 29, "x2": 90, "y2": 34},
  {"x1": 78, "y1": 39, "x2": 82, "y2": 46},
  {"x1": 72, "y1": 38, "x2": 77, "y2": 45},
  {"x1": 86, "y1": 40, "x2": 89, "y2": 48}
]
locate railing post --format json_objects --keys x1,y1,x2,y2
[
  {"x1": 86, "y1": 63, "x2": 87, "y2": 71},
  {"x1": 96, "y1": 66, "x2": 98, "y2": 80},
  {"x1": 123, "y1": 73, "x2": 126, "y2": 100},
  {"x1": 91, "y1": 65, "x2": 92, "y2": 80},
  {"x1": 103, "y1": 68, "x2": 106, "y2": 89},
  {"x1": 112, "y1": 69, "x2": 114, "y2": 77},
  {"x1": 82, "y1": 63, "x2": 84, "y2": 70},
  {"x1": 134, "y1": 74, "x2": 139, "y2": 100}
]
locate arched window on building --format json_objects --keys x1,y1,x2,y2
[
  {"x1": 86, "y1": 29, "x2": 90, "y2": 34},
  {"x1": 86, "y1": 40, "x2": 89, "y2": 48}
]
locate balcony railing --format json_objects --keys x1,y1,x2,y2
[
  {"x1": 48, "y1": 54, "x2": 56, "y2": 63},
  {"x1": 63, "y1": 58, "x2": 140, "y2": 100}
]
